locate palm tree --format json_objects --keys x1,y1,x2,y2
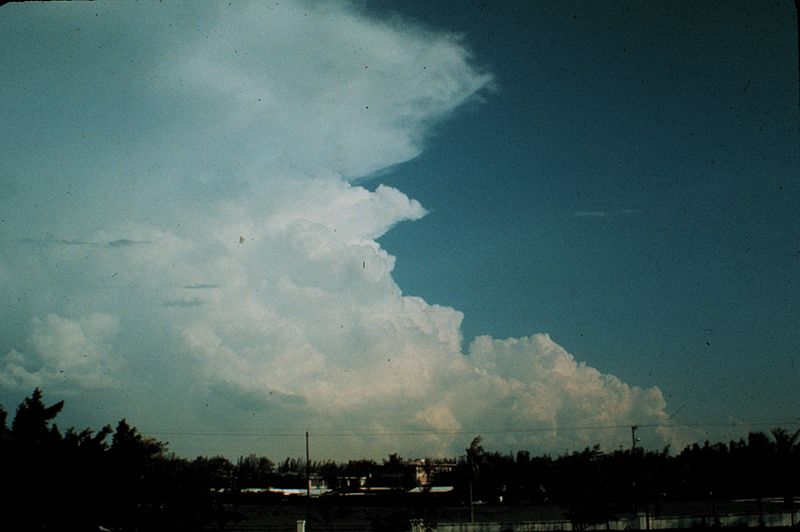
[
  {"x1": 770, "y1": 427, "x2": 800, "y2": 526},
  {"x1": 771, "y1": 427, "x2": 800, "y2": 525},
  {"x1": 466, "y1": 436, "x2": 484, "y2": 522},
  {"x1": 771, "y1": 427, "x2": 800, "y2": 456}
]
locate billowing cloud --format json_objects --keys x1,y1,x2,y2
[
  {"x1": 1, "y1": 313, "x2": 122, "y2": 392},
  {"x1": 0, "y1": 1, "x2": 677, "y2": 459}
]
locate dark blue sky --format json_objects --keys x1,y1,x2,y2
[{"x1": 376, "y1": 0, "x2": 800, "y2": 428}]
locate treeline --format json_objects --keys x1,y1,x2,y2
[
  {"x1": 1, "y1": 389, "x2": 798, "y2": 531},
  {"x1": 453, "y1": 433, "x2": 799, "y2": 513},
  {"x1": 1, "y1": 389, "x2": 225, "y2": 531}
]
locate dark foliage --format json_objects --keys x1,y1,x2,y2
[
  {"x1": 1, "y1": 389, "x2": 798, "y2": 531},
  {"x1": 0, "y1": 389, "x2": 234, "y2": 531}
]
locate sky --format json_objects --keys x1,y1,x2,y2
[{"x1": 0, "y1": 0, "x2": 798, "y2": 461}]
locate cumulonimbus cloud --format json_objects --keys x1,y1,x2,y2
[{"x1": 0, "y1": 1, "x2": 677, "y2": 459}]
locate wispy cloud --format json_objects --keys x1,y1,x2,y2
[
  {"x1": 107, "y1": 239, "x2": 150, "y2": 248},
  {"x1": 16, "y1": 237, "x2": 150, "y2": 248},
  {"x1": 162, "y1": 299, "x2": 204, "y2": 308},
  {"x1": 18, "y1": 237, "x2": 101, "y2": 247}
]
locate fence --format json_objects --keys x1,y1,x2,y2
[{"x1": 411, "y1": 510, "x2": 797, "y2": 531}]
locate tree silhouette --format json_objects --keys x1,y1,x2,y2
[
  {"x1": 0, "y1": 404, "x2": 10, "y2": 461},
  {"x1": 465, "y1": 436, "x2": 484, "y2": 522},
  {"x1": 236, "y1": 454, "x2": 275, "y2": 488},
  {"x1": 771, "y1": 427, "x2": 800, "y2": 520},
  {"x1": 4, "y1": 387, "x2": 800, "y2": 530},
  {"x1": 466, "y1": 436, "x2": 484, "y2": 483},
  {"x1": 10, "y1": 387, "x2": 63, "y2": 446},
  {"x1": 3, "y1": 389, "x2": 67, "y2": 530},
  {"x1": 0, "y1": 405, "x2": 9, "y2": 439},
  {"x1": 771, "y1": 427, "x2": 800, "y2": 457}
]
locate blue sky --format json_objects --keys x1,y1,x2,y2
[
  {"x1": 377, "y1": 0, "x2": 800, "y2": 430},
  {"x1": 0, "y1": 1, "x2": 797, "y2": 460}
]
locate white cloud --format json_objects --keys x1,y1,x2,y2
[
  {"x1": 0, "y1": 1, "x2": 678, "y2": 459},
  {"x1": 466, "y1": 334, "x2": 668, "y2": 428},
  {"x1": 161, "y1": 0, "x2": 493, "y2": 182},
  {"x1": 1, "y1": 313, "x2": 122, "y2": 391}
]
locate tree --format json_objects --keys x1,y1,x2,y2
[
  {"x1": 466, "y1": 436, "x2": 484, "y2": 486},
  {"x1": 10, "y1": 387, "x2": 64, "y2": 447},
  {"x1": 465, "y1": 436, "x2": 484, "y2": 522},
  {"x1": 0, "y1": 404, "x2": 9, "y2": 456},
  {"x1": 193, "y1": 455, "x2": 235, "y2": 490},
  {"x1": 3, "y1": 389, "x2": 67, "y2": 530},
  {"x1": 380, "y1": 453, "x2": 414, "y2": 490},
  {"x1": 771, "y1": 427, "x2": 800, "y2": 457},
  {"x1": 771, "y1": 427, "x2": 800, "y2": 519},
  {"x1": 105, "y1": 418, "x2": 168, "y2": 529},
  {"x1": 235, "y1": 454, "x2": 275, "y2": 488},
  {"x1": 0, "y1": 389, "x2": 233, "y2": 531},
  {"x1": 0, "y1": 404, "x2": 8, "y2": 437}
]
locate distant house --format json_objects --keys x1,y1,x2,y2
[
  {"x1": 330, "y1": 458, "x2": 457, "y2": 495},
  {"x1": 267, "y1": 484, "x2": 332, "y2": 497},
  {"x1": 336, "y1": 475, "x2": 368, "y2": 491},
  {"x1": 242, "y1": 475, "x2": 332, "y2": 498},
  {"x1": 408, "y1": 485, "x2": 454, "y2": 494},
  {"x1": 407, "y1": 458, "x2": 457, "y2": 486}
]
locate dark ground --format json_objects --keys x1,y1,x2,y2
[{"x1": 207, "y1": 497, "x2": 797, "y2": 531}]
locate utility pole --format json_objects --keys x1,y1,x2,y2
[
  {"x1": 469, "y1": 481, "x2": 474, "y2": 523},
  {"x1": 631, "y1": 425, "x2": 638, "y2": 521},
  {"x1": 305, "y1": 430, "x2": 311, "y2": 498},
  {"x1": 631, "y1": 425, "x2": 651, "y2": 530}
]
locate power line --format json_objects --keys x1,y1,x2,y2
[{"x1": 142, "y1": 420, "x2": 798, "y2": 439}]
